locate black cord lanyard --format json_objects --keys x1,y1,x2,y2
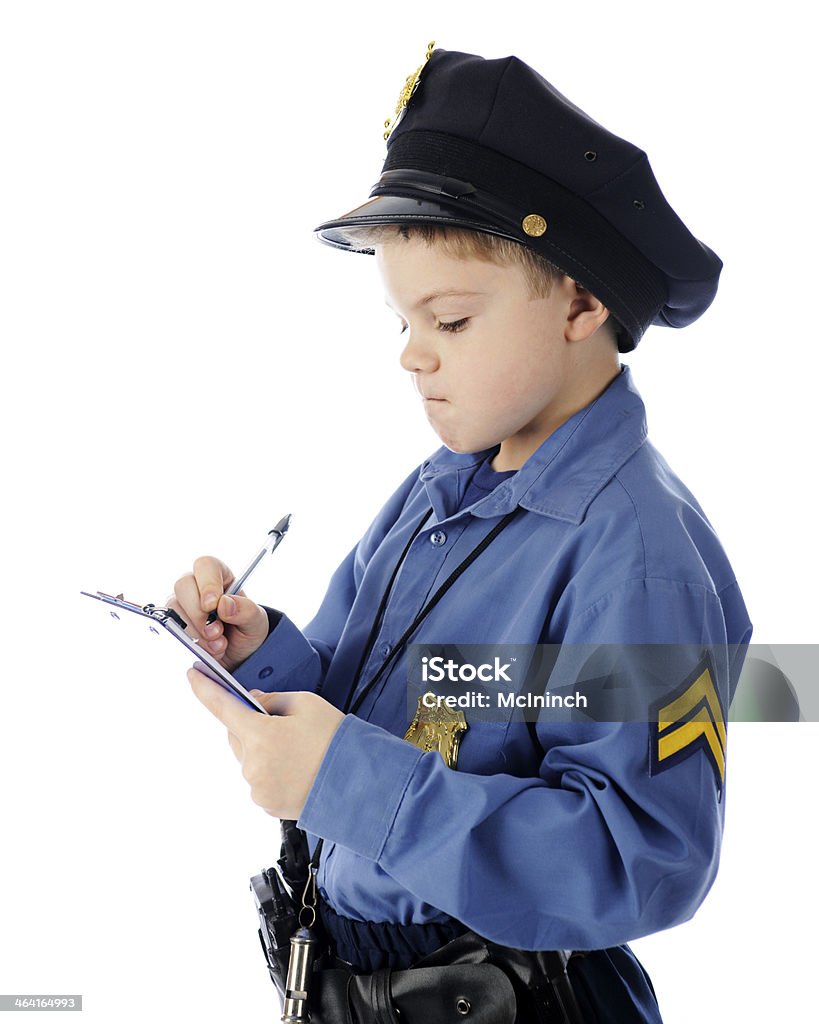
[
  {"x1": 343, "y1": 508, "x2": 433, "y2": 715},
  {"x1": 306, "y1": 503, "x2": 523, "y2": 887}
]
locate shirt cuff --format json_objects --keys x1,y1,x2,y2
[
  {"x1": 298, "y1": 714, "x2": 424, "y2": 861},
  {"x1": 232, "y1": 610, "x2": 321, "y2": 694}
]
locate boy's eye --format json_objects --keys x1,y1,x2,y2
[
  {"x1": 437, "y1": 318, "x2": 469, "y2": 333},
  {"x1": 396, "y1": 318, "x2": 470, "y2": 335}
]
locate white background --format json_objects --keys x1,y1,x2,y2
[{"x1": 1, "y1": 2, "x2": 816, "y2": 1021}]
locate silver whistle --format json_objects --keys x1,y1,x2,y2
[{"x1": 280, "y1": 926, "x2": 320, "y2": 1023}]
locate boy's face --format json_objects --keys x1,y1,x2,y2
[{"x1": 377, "y1": 236, "x2": 607, "y2": 470}]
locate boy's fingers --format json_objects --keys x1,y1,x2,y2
[
  {"x1": 165, "y1": 593, "x2": 207, "y2": 637},
  {"x1": 164, "y1": 593, "x2": 186, "y2": 623},
  {"x1": 248, "y1": 689, "x2": 299, "y2": 716},
  {"x1": 216, "y1": 593, "x2": 260, "y2": 628},
  {"x1": 173, "y1": 573, "x2": 206, "y2": 632},
  {"x1": 192, "y1": 556, "x2": 235, "y2": 613},
  {"x1": 188, "y1": 668, "x2": 255, "y2": 732},
  {"x1": 170, "y1": 581, "x2": 224, "y2": 651}
]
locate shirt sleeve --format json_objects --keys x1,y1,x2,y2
[{"x1": 298, "y1": 576, "x2": 752, "y2": 951}]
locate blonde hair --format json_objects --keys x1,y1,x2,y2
[
  {"x1": 337, "y1": 222, "x2": 620, "y2": 343},
  {"x1": 335, "y1": 223, "x2": 562, "y2": 299}
]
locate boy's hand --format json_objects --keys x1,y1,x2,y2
[
  {"x1": 187, "y1": 668, "x2": 345, "y2": 820},
  {"x1": 170, "y1": 556, "x2": 269, "y2": 671}
]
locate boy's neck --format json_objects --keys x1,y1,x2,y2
[{"x1": 490, "y1": 363, "x2": 622, "y2": 472}]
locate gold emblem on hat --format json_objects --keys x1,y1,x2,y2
[
  {"x1": 522, "y1": 214, "x2": 548, "y2": 237},
  {"x1": 383, "y1": 40, "x2": 436, "y2": 141},
  {"x1": 404, "y1": 691, "x2": 467, "y2": 769}
]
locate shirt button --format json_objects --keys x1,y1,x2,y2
[
  {"x1": 258, "y1": 666, "x2": 274, "y2": 680},
  {"x1": 429, "y1": 530, "x2": 447, "y2": 546},
  {"x1": 380, "y1": 643, "x2": 392, "y2": 657}
]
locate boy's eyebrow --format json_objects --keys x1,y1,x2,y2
[{"x1": 385, "y1": 290, "x2": 485, "y2": 311}]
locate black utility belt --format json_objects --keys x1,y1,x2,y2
[
  {"x1": 305, "y1": 929, "x2": 586, "y2": 1024},
  {"x1": 252, "y1": 863, "x2": 585, "y2": 1024}
]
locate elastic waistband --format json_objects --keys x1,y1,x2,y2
[{"x1": 318, "y1": 895, "x2": 469, "y2": 973}]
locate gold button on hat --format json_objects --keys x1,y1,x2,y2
[{"x1": 522, "y1": 214, "x2": 547, "y2": 237}]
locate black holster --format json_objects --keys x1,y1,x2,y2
[
  {"x1": 311, "y1": 960, "x2": 517, "y2": 1024},
  {"x1": 250, "y1": 820, "x2": 312, "y2": 998}
]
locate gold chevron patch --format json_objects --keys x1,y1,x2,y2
[{"x1": 651, "y1": 658, "x2": 727, "y2": 789}]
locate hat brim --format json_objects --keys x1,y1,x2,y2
[{"x1": 314, "y1": 194, "x2": 523, "y2": 252}]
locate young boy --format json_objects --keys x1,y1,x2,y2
[{"x1": 173, "y1": 47, "x2": 752, "y2": 1023}]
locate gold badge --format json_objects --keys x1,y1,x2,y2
[
  {"x1": 404, "y1": 690, "x2": 467, "y2": 768},
  {"x1": 383, "y1": 40, "x2": 436, "y2": 141}
]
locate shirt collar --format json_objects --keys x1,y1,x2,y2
[{"x1": 419, "y1": 365, "x2": 647, "y2": 525}]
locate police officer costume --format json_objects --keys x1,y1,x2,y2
[{"x1": 240, "y1": 47, "x2": 751, "y2": 1024}]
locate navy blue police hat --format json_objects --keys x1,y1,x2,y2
[{"x1": 314, "y1": 45, "x2": 722, "y2": 352}]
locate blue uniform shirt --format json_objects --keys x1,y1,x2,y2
[{"x1": 235, "y1": 365, "x2": 751, "y2": 952}]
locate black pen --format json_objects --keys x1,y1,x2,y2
[{"x1": 206, "y1": 513, "x2": 292, "y2": 624}]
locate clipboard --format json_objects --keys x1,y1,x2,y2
[{"x1": 80, "y1": 590, "x2": 271, "y2": 714}]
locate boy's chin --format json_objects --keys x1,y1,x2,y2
[
  {"x1": 441, "y1": 439, "x2": 499, "y2": 456},
  {"x1": 432, "y1": 424, "x2": 503, "y2": 456}
]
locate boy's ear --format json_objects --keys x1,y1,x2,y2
[{"x1": 565, "y1": 280, "x2": 611, "y2": 342}]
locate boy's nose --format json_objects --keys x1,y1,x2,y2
[{"x1": 399, "y1": 330, "x2": 440, "y2": 374}]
